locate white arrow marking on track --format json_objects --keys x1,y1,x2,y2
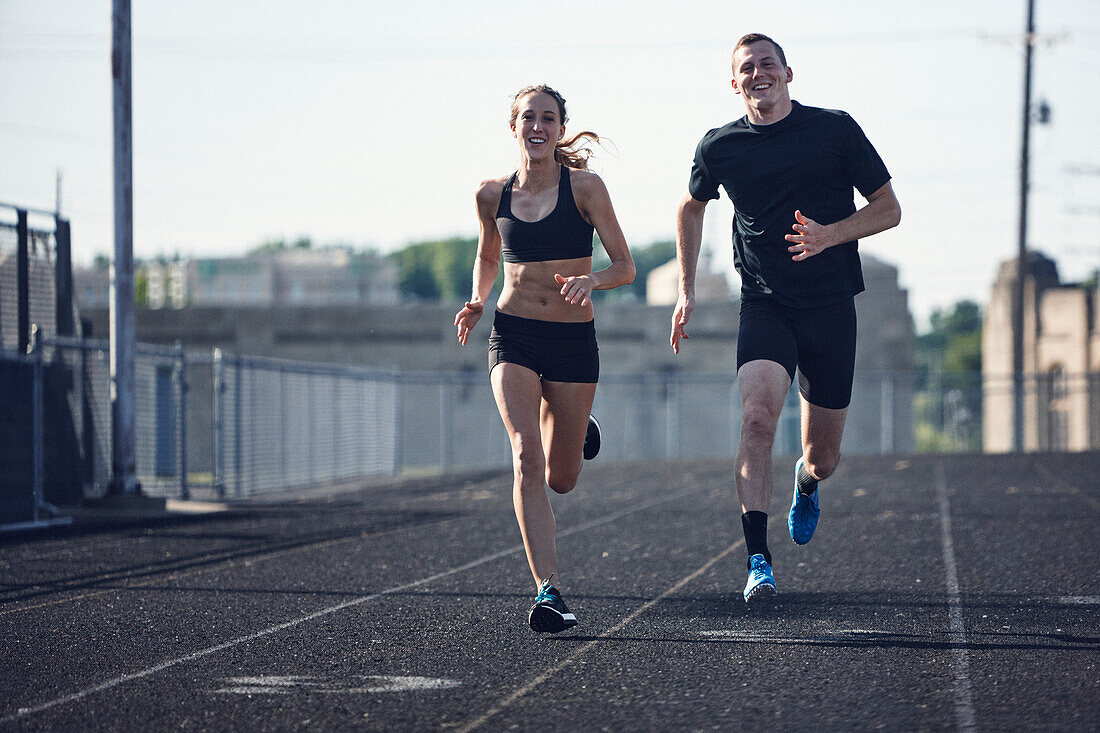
[{"x1": 213, "y1": 675, "x2": 460, "y2": 695}]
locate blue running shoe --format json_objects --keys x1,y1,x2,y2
[
  {"x1": 583, "y1": 415, "x2": 601, "y2": 460},
  {"x1": 788, "y1": 457, "x2": 820, "y2": 545},
  {"x1": 528, "y1": 579, "x2": 578, "y2": 633},
  {"x1": 743, "y1": 554, "x2": 777, "y2": 603}
]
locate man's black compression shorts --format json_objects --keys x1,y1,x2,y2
[{"x1": 736, "y1": 293, "x2": 857, "y2": 409}]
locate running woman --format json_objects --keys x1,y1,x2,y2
[
  {"x1": 455, "y1": 84, "x2": 635, "y2": 632},
  {"x1": 670, "y1": 34, "x2": 901, "y2": 602}
]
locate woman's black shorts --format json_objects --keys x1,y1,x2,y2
[
  {"x1": 736, "y1": 293, "x2": 857, "y2": 410},
  {"x1": 488, "y1": 311, "x2": 599, "y2": 383}
]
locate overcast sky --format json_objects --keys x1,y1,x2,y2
[{"x1": 2, "y1": 0, "x2": 1098, "y2": 329}]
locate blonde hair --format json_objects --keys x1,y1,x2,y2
[{"x1": 509, "y1": 84, "x2": 601, "y2": 170}]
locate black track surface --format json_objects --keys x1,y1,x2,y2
[{"x1": 2, "y1": 453, "x2": 1097, "y2": 731}]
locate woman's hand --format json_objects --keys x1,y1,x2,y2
[
  {"x1": 454, "y1": 301, "x2": 484, "y2": 346},
  {"x1": 554, "y1": 273, "x2": 595, "y2": 307}
]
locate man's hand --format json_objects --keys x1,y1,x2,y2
[
  {"x1": 670, "y1": 293, "x2": 695, "y2": 354},
  {"x1": 785, "y1": 210, "x2": 833, "y2": 261}
]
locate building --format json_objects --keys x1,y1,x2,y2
[
  {"x1": 72, "y1": 264, "x2": 111, "y2": 311},
  {"x1": 73, "y1": 249, "x2": 400, "y2": 310},
  {"x1": 185, "y1": 248, "x2": 399, "y2": 308},
  {"x1": 983, "y1": 251, "x2": 1100, "y2": 452},
  {"x1": 145, "y1": 260, "x2": 188, "y2": 309},
  {"x1": 645, "y1": 250, "x2": 730, "y2": 306}
]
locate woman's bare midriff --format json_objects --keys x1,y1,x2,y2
[{"x1": 496, "y1": 257, "x2": 594, "y2": 323}]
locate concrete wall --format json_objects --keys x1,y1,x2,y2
[
  {"x1": 86, "y1": 255, "x2": 917, "y2": 469},
  {"x1": 87, "y1": 256, "x2": 913, "y2": 378}
]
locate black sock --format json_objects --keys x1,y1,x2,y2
[
  {"x1": 741, "y1": 511, "x2": 771, "y2": 567},
  {"x1": 797, "y1": 460, "x2": 819, "y2": 496}
]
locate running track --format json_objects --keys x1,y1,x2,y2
[{"x1": 2, "y1": 453, "x2": 1097, "y2": 731}]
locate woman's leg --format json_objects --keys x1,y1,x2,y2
[
  {"x1": 490, "y1": 363, "x2": 556, "y2": 589},
  {"x1": 540, "y1": 380, "x2": 598, "y2": 494}
]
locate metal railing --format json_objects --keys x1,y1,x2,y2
[
  {"x1": 4, "y1": 336, "x2": 1098, "y2": 520},
  {"x1": 211, "y1": 350, "x2": 398, "y2": 497}
]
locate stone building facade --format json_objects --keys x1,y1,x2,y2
[{"x1": 983, "y1": 251, "x2": 1100, "y2": 452}]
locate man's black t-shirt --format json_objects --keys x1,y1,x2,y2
[{"x1": 688, "y1": 101, "x2": 891, "y2": 308}]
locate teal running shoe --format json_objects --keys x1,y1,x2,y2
[
  {"x1": 743, "y1": 554, "x2": 777, "y2": 602},
  {"x1": 788, "y1": 457, "x2": 820, "y2": 545},
  {"x1": 528, "y1": 579, "x2": 578, "y2": 633}
]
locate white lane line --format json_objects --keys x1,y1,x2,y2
[
  {"x1": 1058, "y1": 596, "x2": 1100, "y2": 605},
  {"x1": 935, "y1": 461, "x2": 977, "y2": 733},
  {"x1": 1, "y1": 485, "x2": 701, "y2": 724},
  {"x1": 699, "y1": 628, "x2": 898, "y2": 643},
  {"x1": 455, "y1": 539, "x2": 744, "y2": 733}
]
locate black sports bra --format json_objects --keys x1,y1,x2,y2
[{"x1": 496, "y1": 165, "x2": 594, "y2": 263}]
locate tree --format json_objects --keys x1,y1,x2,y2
[
  {"x1": 134, "y1": 268, "x2": 148, "y2": 307},
  {"x1": 915, "y1": 300, "x2": 983, "y2": 452},
  {"x1": 390, "y1": 242, "x2": 441, "y2": 301},
  {"x1": 591, "y1": 239, "x2": 675, "y2": 301},
  {"x1": 248, "y1": 237, "x2": 313, "y2": 255},
  {"x1": 390, "y1": 237, "x2": 499, "y2": 302},
  {"x1": 389, "y1": 236, "x2": 677, "y2": 303},
  {"x1": 430, "y1": 238, "x2": 479, "y2": 300}
]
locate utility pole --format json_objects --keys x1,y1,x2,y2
[
  {"x1": 1012, "y1": 0, "x2": 1036, "y2": 453},
  {"x1": 110, "y1": 0, "x2": 139, "y2": 495}
]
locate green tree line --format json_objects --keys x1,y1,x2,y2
[
  {"x1": 389, "y1": 236, "x2": 676, "y2": 302},
  {"x1": 913, "y1": 300, "x2": 983, "y2": 452}
]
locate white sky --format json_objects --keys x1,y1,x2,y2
[{"x1": 2, "y1": 0, "x2": 1098, "y2": 329}]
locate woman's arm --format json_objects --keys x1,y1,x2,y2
[
  {"x1": 557, "y1": 171, "x2": 634, "y2": 306},
  {"x1": 454, "y1": 180, "x2": 503, "y2": 345}
]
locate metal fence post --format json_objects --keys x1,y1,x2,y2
[
  {"x1": 332, "y1": 375, "x2": 340, "y2": 480},
  {"x1": 881, "y1": 374, "x2": 895, "y2": 455},
  {"x1": 212, "y1": 348, "x2": 225, "y2": 498},
  {"x1": 440, "y1": 378, "x2": 452, "y2": 471},
  {"x1": 30, "y1": 327, "x2": 44, "y2": 520},
  {"x1": 16, "y1": 209, "x2": 30, "y2": 354},
  {"x1": 393, "y1": 375, "x2": 404, "y2": 475},
  {"x1": 306, "y1": 372, "x2": 314, "y2": 486},
  {"x1": 279, "y1": 366, "x2": 287, "y2": 484},
  {"x1": 664, "y1": 371, "x2": 679, "y2": 459},
  {"x1": 54, "y1": 217, "x2": 75, "y2": 336},
  {"x1": 233, "y1": 354, "x2": 243, "y2": 497},
  {"x1": 176, "y1": 341, "x2": 188, "y2": 500},
  {"x1": 245, "y1": 356, "x2": 255, "y2": 496}
]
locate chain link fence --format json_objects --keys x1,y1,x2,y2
[
  {"x1": 211, "y1": 351, "x2": 398, "y2": 497},
  {"x1": 0, "y1": 205, "x2": 75, "y2": 354},
  {"x1": 4, "y1": 334, "x2": 1098, "y2": 524}
]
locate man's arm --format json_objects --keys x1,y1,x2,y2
[
  {"x1": 670, "y1": 192, "x2": 709, "y2": 354},
  {"x1": 785, "y1": 181, "x2": 901, "y2": 261}
]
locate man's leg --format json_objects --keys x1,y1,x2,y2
[
  {"x1": 800, "y1": 396, "x2": 847, "y2": 481},
  {"x1": 788, "y1": 396, "x2": 848, "y2": 545},
  {"x1": 736, "y1": 359, "x2": 792, "y2": 513},
  {"x1": 789, "y1": 294, "x2": 856, "y2": 545},
  {"x1": 736, "y1": 359, "x2": 790, "y2": 601}
]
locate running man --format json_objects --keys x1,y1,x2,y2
[{"x1": 670, "y1": 34, "x2": 901, "y2": 602}]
